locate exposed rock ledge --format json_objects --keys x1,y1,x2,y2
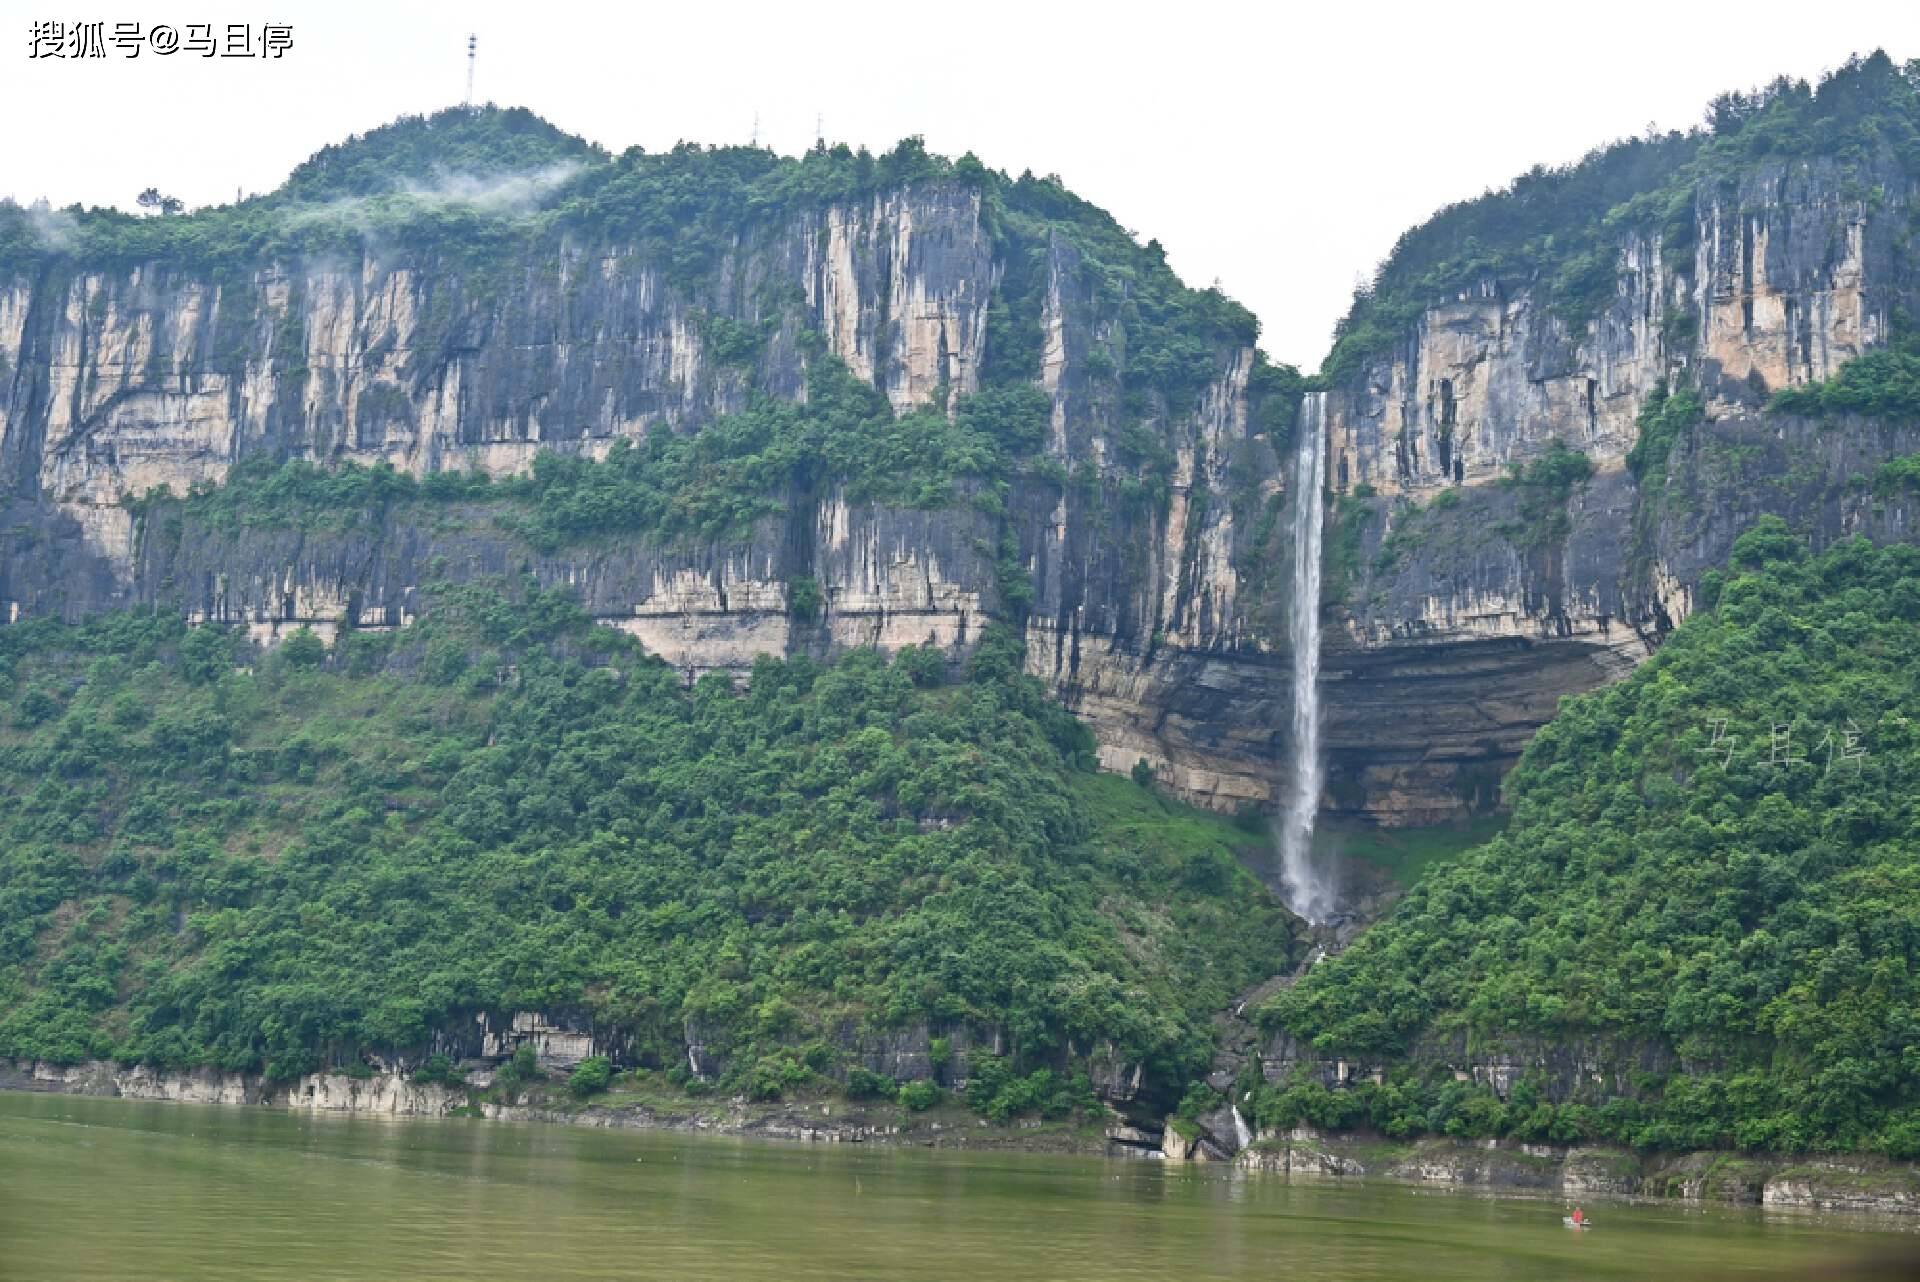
[
  {"x1": 0, "y1": 1058, "x2": 1105, "y2": 1155},
  {"x1": 1228, "y1": 1128, "x2": 1920, "y2": 1216}
]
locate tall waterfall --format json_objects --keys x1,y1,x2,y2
[{"x1": 1278, "y1": 391, "x2": 1333, "y2": 923}]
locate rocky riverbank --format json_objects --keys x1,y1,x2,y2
[
  {"x1": 1224, "y1": 1129, "x2": 1920, "y2": 1216},
  {"x1": 9, "y1": 1057, "x2": 1918, "y2": 1215},
  {"x1": 0, "y1": 1058, "x2": 1109, "y2": 1155}
]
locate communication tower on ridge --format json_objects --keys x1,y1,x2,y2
[{"x1": 465, "y1": 34, "x2": 476, "y2": 107}]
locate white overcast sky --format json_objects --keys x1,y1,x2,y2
[{"x1": 2, "y1": 1, "x2": 1912, "y2": 368}]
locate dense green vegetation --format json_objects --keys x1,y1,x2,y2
[
  {"x1": 1626, "y1": 381, "x2": 1706, "y2": 497},
  {"x1": 146, "y1": 358, "x2": 1055, "y2": 548},
  {"x1": 136, "y1": 457, "x2": 483, "y2": 531},
  {"x1": 0, "y1": 111, "x2": 952, "y2": 278},
  {"x1": 1262, "y1": 528, "x2": 1920, "y2": 1156},
  {"x1": 1325, "y1": 52, "x2": 1920, "y2": 378},
  {"x1": 278, "y1": 107, "x2": 605, "y2": 200},
  {"x1": 0, "y1": 584, "x2": 1296, "y2": 1112},
  {"x1": 511, "y1": 367, "x2": 1052, "y2": 544},
  {"x1": 1874, "y1": 452, "x2": 1920, "y2": 495},
  {"x1": 1770, "y1": 342, "x2": 1920, "y2": 420},
  {"x1": 1495, "y1": 442, "x2": 1594, "y2": 549}
]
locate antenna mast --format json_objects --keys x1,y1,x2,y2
[{"x1": 464, "y1": 34, "x2": 476, "y2": 107}]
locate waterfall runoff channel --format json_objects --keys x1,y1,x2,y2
[{"x1": 1278, "y1": 392, "x2": 1334, "y2": 922}]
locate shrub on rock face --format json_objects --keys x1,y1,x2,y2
[
  {"x1": 569, "y1": 1055, "x2": 612, "y2": 1097},
  {"x1": 412, "y1": 1053, "x2": 465, "y2": 1087},
  {"x1": 844, "y1": 1068, "x2": 895, "y2": 1100},
  {"x1": 898, "y1": 1080, "x2": 941, "y2": 1111},
  {"x1": 496, "y1": 1044, "x2": 542, "y2": 1094},
  {"x1": 788, "y1": 576, "x2": 822, "y2": 622},
  {"x1": 278, "y1": 627, "x2": 327, "y2": 669},
  {"x1": 180, "y1": 625, "x2": 237, "y2": 684}
]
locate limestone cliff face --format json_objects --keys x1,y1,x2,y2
[
  {"x1": 1327, "y1": 156, "x2": 1909, "y2": 500},
  {"x1": 0, "y1": 180, "x2": 1297, "y2": 814},
  {"x1": 1309, "y1": 153, "x2": 1920, "y2": 822},
  {"x1": 0, "y1": 185, "x2": 992, "y2": 564},
  {"x1": 0, "y1": 185, "x2": 1020, "y2": 649},
  {"x1": 2, "y1": 154, "x2": 1917, "y2": 827}
]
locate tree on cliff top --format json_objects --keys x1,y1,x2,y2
[{"x1": 135, "y1": 188, "x2": 183, "y2": 216}]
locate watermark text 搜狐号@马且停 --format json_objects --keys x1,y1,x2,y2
[{"x1": 26, "y1": 21, "x2": 292, "y2": 59}]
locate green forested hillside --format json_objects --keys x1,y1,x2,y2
[
  {"x1": 0, "y1": 586, "x2": 1296, "y2": 1109},
  {"x1": 1261, "y1": 526, "x2": 1920, "y2": 1155}
]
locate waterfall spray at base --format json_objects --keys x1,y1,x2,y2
[{"x1": 1277, "y1": 391, "x2": 1334, "y2": 923}]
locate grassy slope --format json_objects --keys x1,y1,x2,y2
[{"x1": 1325, "y1": 816, "x2": 1510, "y2": 892}]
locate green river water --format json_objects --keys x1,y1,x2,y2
[{"x1": 0, "y1": 1091, "x2": 1911, "y2": 1280}]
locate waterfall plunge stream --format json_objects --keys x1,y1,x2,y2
[{"x1": 1277, "y1": 392, "x2": 1334, "y2": 923}]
